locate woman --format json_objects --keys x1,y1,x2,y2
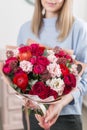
[{"x1": 17, "y1": 0, "x2": 87, "y2": 130}]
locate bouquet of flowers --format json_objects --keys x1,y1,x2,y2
[
  {"x1": 0, "y1": 42, "x2": 87, "y2": 130},
  {"x1": 1, "y1": 43, "x2": 81, "y2": 105}
]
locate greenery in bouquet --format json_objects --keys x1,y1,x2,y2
[{"x1": 2, "y1": 43, "x2": 78, "y2": 115}]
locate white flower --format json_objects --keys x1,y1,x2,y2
[
  {"x1": 70, "y1": 64, "x2": 78, "y2": 76},
  {"x1": 47, "y1": 49, "x2": 55, "y2": 55},
  {"x1": 20, "y1": 60, "x2": 33, "y2": 73},
  {"x1": 47, "y1": 54, "x2": 58, "y2": 63},
  {"x1": 46, "y1": 78, "x2": 65, "y2": 96},
  {"x1": 47, "y1": 63, "x2": 62, "y2": 78}
]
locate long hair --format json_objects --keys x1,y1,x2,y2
[{"x1": 31, "y1": 0, "x2": 74, "y2": 41}]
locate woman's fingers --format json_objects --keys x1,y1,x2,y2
[
  {"x1": 48, "y1": 114, "x2": 58, "y2": 127},
  {"x1": 35, "y1": 114, "x2": 50, "y2": 129}
]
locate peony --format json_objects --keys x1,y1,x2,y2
[{"x1": 13, "y1": 72, "x2": 28, "y2": 91}]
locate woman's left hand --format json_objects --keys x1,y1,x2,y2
[
  {"x1": 35, "y1": 100, "x2": 64, "y2": 129},
  {"x1": 44, "y1": 101, "x2": 63, "y2": 128},
  {"x1": 35, "y1": 93, "x2": 74, "y2": 129}
]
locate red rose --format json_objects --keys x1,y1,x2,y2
[
  {"x1": 3, "y1": 64, "x2": 12, "y2": 74},
  {"x1": 13, "y1": 72, "x2": 28, "y2": 91},
  {"x1": 29, "y1": 82, "x2": 49, "y2": 99},
  {"x1": 19, "y1": 46, "x2": 30, "y2": 53},
  {"x1": 29, "y1": 44, "x2": 39, "y2": 56},
  {"x1": 63, "y1": 86, "x2": 72, "y2": 94},
  {"x1": 49, "y1": 88, "x2": 58, "y2": 99},
  {"x1": 37, "y1": 56, "x2": 50, "y2": 67},
  {"x1": 64, "y1": 73, "x2": 76, "y2": 88},
  {"x1": 29, "y1": 82, "x2": 58, "y2": 99},
  {"x1": 33, "y1": 64, "x2": 45, "y2": 74},
  {"x1": 60, "y1": 64, "x2": 69, "y2": 76},
  {"x1": 30, "y1": 57, "x2": 37, "y2": 65},
  {"x1": 29, "y1": 44, "x2": 45, "y2": 56},
  {"x1": 55, "y1": 50, "x2": 66, "y2": 58},
  {"x1": 38, "y1": 46, "x2": 45, "y2": 56},
  {"x1": 65, "y1": 54, "x2": 73, "y2": 63},
  {"x1": 6, "y1": 57, "x2": 18, "y2": 65},
  {"x1": 55, "y1": 50, "x2": 73, "y2": 63}
]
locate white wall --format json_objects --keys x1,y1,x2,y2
[
  {"x1": 0, "y1": 0, "x2": 34, "y2": 48},
  {"x1": 0, "y1": 0, "x2": 87, "y2": 107}
]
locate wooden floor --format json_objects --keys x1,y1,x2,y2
[{"x1": 0, "y1": 106, "x2": 87, "y2": 130}]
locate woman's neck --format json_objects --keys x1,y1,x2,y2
[{"x1": 45, "y1": 11, "x2": 58, "y2": 18}]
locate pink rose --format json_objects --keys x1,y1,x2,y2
[{"x1": 3, "y1": 64, "x2": 12, "y2": 74}]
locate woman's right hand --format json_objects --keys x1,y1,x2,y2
[{"x1": 23, "y1": 99, "x2": 39, "y2": 109}]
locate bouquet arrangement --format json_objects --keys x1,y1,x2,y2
[
  {"x1": 2, "y1": 43, "x2": 80, "y2": 103},
  {"x1": 0, "y1": 42, "x2": 87, "y2": 130}
]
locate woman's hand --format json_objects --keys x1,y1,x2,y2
[
  {"x1": 23, "y1": 99, "x2": 39, "y2": 109},
  {"x1": 35, "y1": 100, "x2": 64, "y2": 129},
  {"x1": 35, "y1": 93, "x2": 74, "y2": 129},
  {"x1": 44, "y1": 101, "x2": 63, "y2": 127}
]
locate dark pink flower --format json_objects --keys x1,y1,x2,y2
[
  {"x1": 37, "y1": 56, "x2": 50, "y2": 67},
  {"x1": 64, "y1": 73, "x2": 76, "y2": 88},
  {"x1": 33, "y1": 64, "x2": 45, "y2": 74},
  {"x1": 3, "y1": 64, "x2": 12, "y2": 74},
  {"x1": 30, "y1": 57, "x2": 37, "y2": 65},
  {"x1": 29, "y1": 44, "x2": 45, "y2": 56},
  {"x1": 19, "y1": 46, "x2": 30, "y2": 53},
  {"x1": 6, "y1": 57, "x2": 18, "y2": 65}
]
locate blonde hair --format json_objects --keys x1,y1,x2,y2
[{"x1": 31, "y1": 0, "x2": 74, "y2": 41}]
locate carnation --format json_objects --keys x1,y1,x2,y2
[
  {"x1": 70, "y1": 64, "x2": 78, "y2": 76},
  {"x1": 47, "y1": 54, "x2": 57, "y2": 63},
  {"x1": 20, "y1": 60, "x2": 33, "y2": 73},
  {"x1": 47, "y1": 63, "x2": 62, "y2": 78}
]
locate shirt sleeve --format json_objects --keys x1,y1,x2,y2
[
  {"x1": 17, "y1": 26, "x2": 23, "y2": 46},
  {"x1": 71, "y1": 20, "x2": 87, "y2": 104}
]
